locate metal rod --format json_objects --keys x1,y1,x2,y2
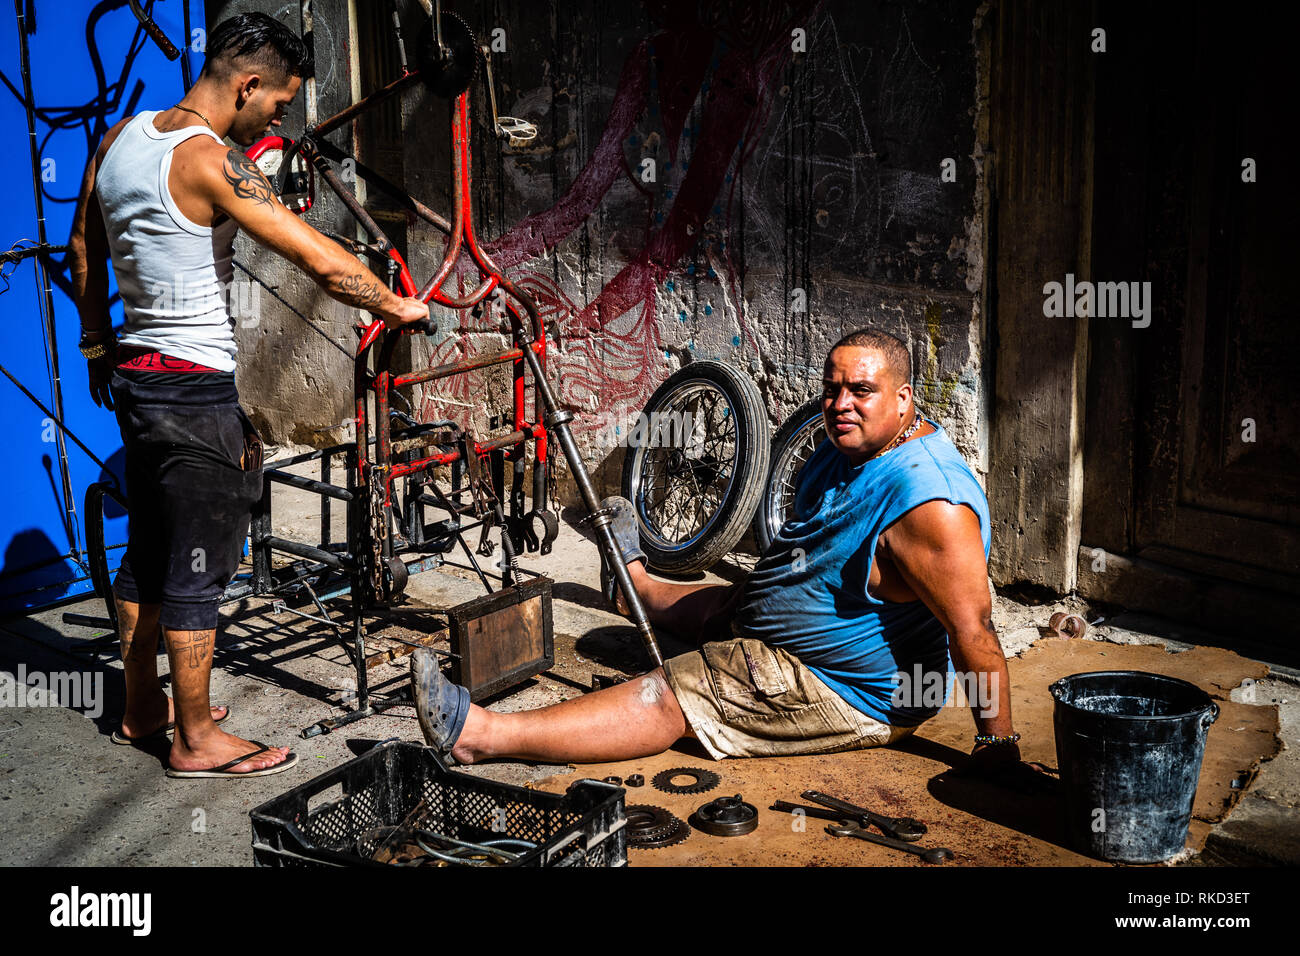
[
  {"x1": 393, "y1": 344, "x2": 540, "y2": 389},
  {"x1": 266, "y1": 469, "x2": 354, "y2": 501},
  {"x1": 517, "y1": 345, "x2": 662, "y2": 666},
  {"x1": 180, "y1": 0, "x2": 193, "y2": 90},
  {"x1": 262, "y1": 535, "x2": 352, "y2": 571},
  {"x1": 312, "y1": 138, "x2": 452, "y2": 235},
  {"x1": 15, "y1": 2, "x2": 79, "y2": 552},
  {"x1": 311, "y1": 70, "x2": 421, "y2": 139}
]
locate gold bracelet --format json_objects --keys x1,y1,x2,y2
[{"x1": 79, "y1": 339, "x2": 113, "y2": 361}]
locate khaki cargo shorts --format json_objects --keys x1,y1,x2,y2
[{"x1": 662, "y1": 637, "x2": 917, "y2": 760}]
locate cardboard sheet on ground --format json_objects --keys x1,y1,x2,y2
[{"x1": 534, "y1": 638, "x2": 1279, "y2": 866}]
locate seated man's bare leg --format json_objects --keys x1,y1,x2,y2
[
  {"x1": 614, "y1": 561, "x2": 743, "y2": 644},
  {"x1": 451, "y1": 667, "x2": 688, "y2": 765}
]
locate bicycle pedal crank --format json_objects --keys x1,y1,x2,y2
[{"x1": 415, "y1": 10, "x2": 478, "y2": 99}]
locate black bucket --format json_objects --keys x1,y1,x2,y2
[{"x1": 1049, "y1": 670, "x2": 1219, "y2": 863}]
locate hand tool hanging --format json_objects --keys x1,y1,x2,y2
[{"x1": 126, "y1": 0, "x2": 193, "y2": 91}]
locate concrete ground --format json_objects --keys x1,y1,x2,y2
[{"x1": 1, "y1": 455, "x2": 1296, "y2": 866}]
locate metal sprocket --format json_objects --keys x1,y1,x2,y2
[
  {"x1": 651, "y1": 766, "x2": 721, "y2": 795},
  {"x1": 415, "y1": 11, "x2": 478, "y2": 98},
  {"x1": 626, "y1": 804, "x2": 690, "y2": 849}
]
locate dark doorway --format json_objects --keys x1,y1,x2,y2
[{"x1": 1082, "y1": 2, "x2": 1300, "y2": 652}]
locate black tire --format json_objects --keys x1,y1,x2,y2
[
  {"x1": 753, "y1": 397, "x2": 826, "y2": 555},
  {"x1": 620, "y1": 360, "x2": 770, "y2": 574}
]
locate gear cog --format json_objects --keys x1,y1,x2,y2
[
  {"x1": 651, "y1": 766, "x2": 721, "y2": 796},
  {"x1": 626, "y1": 804, "x2": 690, "y2": 849},
  {"x1": 415, "y1": 11, "x2": 479, "y2": 98}
]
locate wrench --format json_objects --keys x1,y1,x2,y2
[
  {"x1": 824, "y1": 822, "x2": 954, "y2": 864},
  {"x1": 802, "y1": 790, "x2": 928, "y2": 842}
]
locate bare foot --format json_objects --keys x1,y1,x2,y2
[
  {"x1": 168, "y1": 728, "x2": 291, "y2": 774},
  {"x1": 120, "y1": 693, "x2": 228, "y2": 740}
]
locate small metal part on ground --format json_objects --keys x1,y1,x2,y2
[
  {"x1": 1047, "y1": 612, "x2": 1088, "y2": 639},
  {"x1": 690, "y1": 794, "x2": 759, "y2": 837},
  {"x1": 626, "y1": 774, "x2": 645, "y2": 787},
  {"x1": 651, "y1": 766, "x2": 721, "y2": 795},
  {"x1": 626, "y1": 804, "x2": 690, "y2": 849},
  {"x1": 603, "y1": 776, "x2": 622, "y2": 786}
]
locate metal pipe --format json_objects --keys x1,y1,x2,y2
[
  {"x1": 14, "y1": 2, "x2": 78, "y2": 551},
  {"x1": 311, "y1": 70, "x2": 421, "y2": 139},
  {"x1": 313, "y1": 138, "x2": 453, "y2": 235},
  {"x1": 518, "y1": 344, "x2": 662, "y2": 666},
  {"x1": 393, "y1": 346, "x2": 529, "y2": 389},
  {"x1": 265, "y1": 470, "x2": 354, "y2": 501},
  {"x1": 262, "y1": 536, "x2": 353, "y2": 571},
  {"x1": 389, "y1": 429, "x2": 532, "y2": 481},
  {"x1": 181, "y1": 0, "x2": 193, "y2": 90}
]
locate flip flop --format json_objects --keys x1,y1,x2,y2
[
  {"x1": 111, "y1": 705, "x2": 231, "y2": 745},
  {"x1": 165, "y1": 741, "x2": 299, "y2": 779}
]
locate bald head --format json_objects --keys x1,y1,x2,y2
[{"x1": 828, "y1": 328, "x2": 911, "y2": 388}]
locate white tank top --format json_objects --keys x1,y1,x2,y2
[{"x1": 96, "y1": 110, "x2": 240, "y2": 372}]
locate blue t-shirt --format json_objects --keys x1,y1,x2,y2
[{"x1": 732, "y1": 420, "x2": 991, "y2": 725}]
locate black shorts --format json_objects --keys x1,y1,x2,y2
[{"x1": 110, "y1": 369, "x2": 263, "y2": 630}]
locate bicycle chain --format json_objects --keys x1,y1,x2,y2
[{"x1": 367, "y1": 465, "x2": 388, "y2": 602}]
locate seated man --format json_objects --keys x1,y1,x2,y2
[{"x1": 411, "y1": 328, "x2": 1023, "y2": 772}]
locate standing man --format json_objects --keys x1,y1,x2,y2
[
  {"x1": 412, "y1": 329, "x2": 1029, "y2": 779},
  {"x1": 68, "y1": 13, "x2": 429, "y2": 777}
]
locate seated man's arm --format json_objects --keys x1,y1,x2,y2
[
  {"x1": 877, "y1": 500, "x2": 1017, "y2": 756},
  {"x1": 196, "y1": 143, "x2": 428, "y2": 328}
]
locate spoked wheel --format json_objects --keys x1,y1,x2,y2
[
  {"x1": 621, "y1": 361, "x2": 769, "y2": 575},
  {"x1": 753, "y1": 398, "x2": 826, "y2": 555}
]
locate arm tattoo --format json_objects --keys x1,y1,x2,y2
[
  {"x1": 222, "y1": 149, "x2": 275, "y2": 207},
  {"x1": 337, "y1": 272, "x2": 386, "y2": 311}
]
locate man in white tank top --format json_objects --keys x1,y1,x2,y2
[{"x1": 66, "y1": 13, "x2": 428, "y2": 779}]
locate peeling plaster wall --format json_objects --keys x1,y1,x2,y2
[{"x1": 210, "y1": 0, "x2": 986, "y2": 503}]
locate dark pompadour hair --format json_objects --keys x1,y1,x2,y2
[
  {"x1": 829, "y1": 328, "x2": 912, "y2": 387},
  {"x1": 202, "y1": 13, "x2": 310, "y2": 84}
]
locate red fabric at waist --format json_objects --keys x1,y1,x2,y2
[{"x1": 116, "y1": 345, "x2": 219, "y2": 373}]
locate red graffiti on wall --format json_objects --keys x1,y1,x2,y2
[{"x1": 418, "y1": 2, "x2": 819, "y2": 434}]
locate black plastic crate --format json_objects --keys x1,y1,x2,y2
[{"x1": 250, "y1": 741, "x2": 627, "y2": 867}]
